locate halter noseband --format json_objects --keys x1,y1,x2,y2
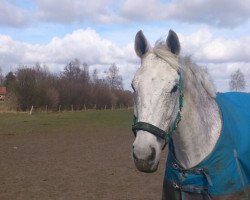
[{"x1": 132, "y1": 71, "x2": 184, "y2": 149}]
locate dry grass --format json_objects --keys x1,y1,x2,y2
[{"x1": 0, "y1": 109, "x2": 133, "y2": 135}]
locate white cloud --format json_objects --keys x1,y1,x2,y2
[
  {"x1": 179, "y1": 28, "x2": 250, "y2": 63},
  {"x1": 207, "y1": 63, "x2": 250, "y2": 92},
  {"x1": 121, "y1": 0, "x2": 167, "y2": 21},
  {"x1": 45, "y1": 29, "x2": 126, "y2": 65},
  {"x1": 35, "y1": 0, "x2": 125, "y2": 24},
  {"x1": 120, "y1": 0, "x2": 250, "y2": 28},
  {"x1": 1, "y1": 1, "x2": 250, "y2": 28},
  {"x1": 166, "y1": 0, "x2": 250, "y2": 28},
  {"x1": 0, "y1": 28, "x2": 138, "y2": 85},
  {"x1": 177, "y1": 29, "x2": 250, "y2": 91},
  {"x1": 1, "y1": 28, "x2": 250, "y2": 91},
  {"x1": 0, "y1": 29, "x2": 120, "y2": 65},
  {"x1": 0, "y1": 1, "x2": 30, "y2": 27}
]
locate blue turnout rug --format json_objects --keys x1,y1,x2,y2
[{"x1": 163, "y1": 92, "x2": 250, "y2": 200}]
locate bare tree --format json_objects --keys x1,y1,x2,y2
[
  {"x1": 46, "y1": 87, "x2": 59, "y2": 109},
  {"x1": 1, "y1": 61, "x2": 133, "y2": 111},
  {"x1": 4, "y1": 72, "x2": 16, "y2": 90},
  {"x1": 229, "y1": 69, "x2": 246, "y2": 91},
  {"x1": 81, "y1": 62, "x2": 90, "y2": 84},
  {"x1": 92, "y1": 68, "x2": 99, "y2": 83},
  {"x1": 63, "y1": 58, "x2": 81, "y2": 81},
  {"x1": 105, "y1": 64, "x2": 123, "y2": 90},
  {"x1": 0, "y1": 67, "x2": 4, "y2": 85}
]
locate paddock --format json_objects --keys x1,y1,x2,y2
[{"x1": 0, "y1": 110, "x2": 166, "y2": 200}]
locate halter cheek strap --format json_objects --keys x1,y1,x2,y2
[{"x1": 132, "y1": 71, "x2": 184, "y2": 149}]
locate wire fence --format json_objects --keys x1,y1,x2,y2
[{"x1": 25, "y1": 104, "x2": 133, "y2": 114}]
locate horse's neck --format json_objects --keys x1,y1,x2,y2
[{"x1": 172, "y1": 88, "x2": 222, "y2": 169}]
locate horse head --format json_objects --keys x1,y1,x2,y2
[{"x1": 132, "y1": 30, "x2": 182, "y2": 173}]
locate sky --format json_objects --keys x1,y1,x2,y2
[{"x1": 0, "y1": 0, "x2": 250, "y2": 92}]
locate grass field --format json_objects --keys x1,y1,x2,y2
[
  {"x1": 0, "y1": 109, "x2": 133, "y2": 135},
  {"x1": 0, "y1": 109, "x2": 166, "y2": 200}
]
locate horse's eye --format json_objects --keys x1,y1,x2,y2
[
  {"x1": 170, "y1": 85, "x2": 178, "y2": 93},
  {"x1": 131, "y1": 83, "x2": 135, "y2": 91}
]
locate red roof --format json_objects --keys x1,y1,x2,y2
[{"x1": 0, "y1": 87, "x2": 6, "y2": 95}]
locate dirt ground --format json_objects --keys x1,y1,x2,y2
[{"x1": 0, "y1": 129, "x2": 167, "y2": 200}]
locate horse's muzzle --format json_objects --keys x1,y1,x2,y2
[{"x1": 133, "y1": 147, "x2": 158, "y2": 173}]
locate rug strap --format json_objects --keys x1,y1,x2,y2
[{"x1": 234, "y1": 149, "x2": 249, "y2": 199}]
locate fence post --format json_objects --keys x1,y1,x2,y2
[
  {"x1": 29, "y1": 105, "x2": 34, "y2": 115},
  {"x1": 71, "y1": 105, "x2": 74, "y2": 112},
  {"x1": 59, "y1": 105, "x2": 61, "y2": 112}
]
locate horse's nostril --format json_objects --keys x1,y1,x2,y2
[
  {"x1": 148, "y1": 147, "x2": 156, "y2": 162},
  {"x1": 133, "y1": 152, "x2": 138, "y2": 161}
]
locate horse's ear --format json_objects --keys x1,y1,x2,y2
[
  {"x1": 135, "y1": 30, "x2": 150, "y2": 58},
  {"x1": 166, "y1": 30, "x2": 180, "y2": 55}
]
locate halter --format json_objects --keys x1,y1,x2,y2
[{"x1": 132, "y1": 71, "x2": 184, "y2": 149}]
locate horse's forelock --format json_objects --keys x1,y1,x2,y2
[
  {"x1": 152, "y1": 42, "x2": 216, "y2": 98},
  {"x1": 152, "y1": 41, "x2": 179, "y2": 71}
]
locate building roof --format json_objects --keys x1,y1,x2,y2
[{"x1": 0, "y1": 87, "x2": 6, "y2": 95}]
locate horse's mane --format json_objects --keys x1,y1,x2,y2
[{"x1": 152, "y1": 41, "x2": 216, "y2": 98}]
